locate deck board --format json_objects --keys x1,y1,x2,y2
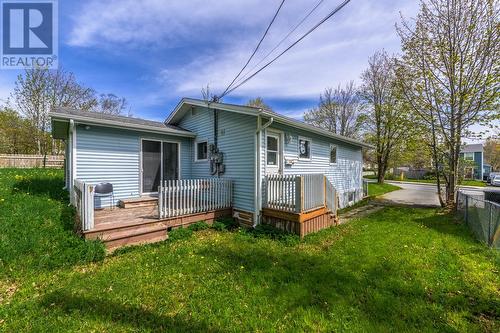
[{"x1": 94, "y1": 206, "x2": 159, "y2": 227}]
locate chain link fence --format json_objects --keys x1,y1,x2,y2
[{"x1": 456, "y1": 191, "x2": 500, "y2": 249}]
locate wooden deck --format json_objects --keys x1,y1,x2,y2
[{"x1": 85, "y1": 205, "x2": 232, "y2": 251}]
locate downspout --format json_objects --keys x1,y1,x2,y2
[{"x1": 254, "y1": 114, "x2": 274, "y2": 227}]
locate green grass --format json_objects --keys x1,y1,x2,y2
[
  {"x1": 1, "y1": 169, "x2": 499, "y2": 332},
  {"x1": 367, "y1": 182, "x2": 401, "y2": 197}
]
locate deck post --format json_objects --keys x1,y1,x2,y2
[{"x1": 295, "y1": 176, "x2": 302, "y2": 213}]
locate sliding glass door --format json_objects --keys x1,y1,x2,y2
[{"x1": 141, "y1": 140, "x2": 179, "y2": 194}]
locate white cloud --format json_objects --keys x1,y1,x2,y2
[{"x1": 70, "y1": 0, "x2": 420, "y2": 104}]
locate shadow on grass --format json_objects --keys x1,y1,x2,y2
[
  {"x1": 13, "y1": 177, "x2": 68, "y2": 202},
  {"x1": 199, "y1": 241, "x2": 498, "y2": 330},
  {"x1": 14, "y1": 178, "x2": 76, "y2": 232},
  {"x1": 42, "y1": 291, "x2": 220, "y2": 332},
  {"x1": 412, "y1": 211, "x2": 481, "y2": 246}
]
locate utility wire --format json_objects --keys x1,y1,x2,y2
[
  {"x1": 221, "y1": 0, "x2": 351, "y2": 99},
  {"x1": 219, "y1": 0, "x2": 286, "y2": 99},
  {"x1": 231, "y1": 0, "x2": 326, "y2": 90}
]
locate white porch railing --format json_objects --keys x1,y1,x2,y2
[
  {"x1": 264, "y1": 174, "x2": 335, "y2": 213},
  {"x1": 73, "y1": 179, "x2": 94, "y2": 231},
  {"x1": 158, "y1": 178, "x2": 233, "y2": 219}
]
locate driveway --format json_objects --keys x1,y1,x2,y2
[{"x1": 377, "y1": 182, "x2": 441, "y2": 207}]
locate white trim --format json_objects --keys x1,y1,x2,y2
[
  {"x1": 49, "y1": 113, "x2": 195, "y2": 138},
  {"x1": 329, "y1": 144, "x2": 338, "y2": 165},
  {"x1": 298, "y1": 136, "x2": 312, "y2": 161},
  {"x1": 194, "y1": 140, "x2": 209, "y2": 162},
  {"x1": 70, "y1": 120, "x2": 76, "y2": 205},
  {"x1": 265, "y1": 130, "x2": 283, "y2": 174},
  {"x1": 140, "y1": 138, "x2": 181, "y2": 195}
]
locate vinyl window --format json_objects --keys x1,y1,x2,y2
[{"x1": 195, "y1": 141, "x2": 208, "y2": 161}]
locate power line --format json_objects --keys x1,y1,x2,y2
[
  {"x1": 219, "y1": 0, "x2": 286, "y2": 99},
  {"x1": 231, "y1": 0, "x2": 326, "y2": 90},
  {"x1": 221, "y1": 0, "x2": 351, "y2": 99}
]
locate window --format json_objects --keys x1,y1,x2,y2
[
  {"x1": 330, "y1": 145, "x2": 337, "y2": 164},
  {"x1": 195, "y1": 141, "x2": 208, "y2": 161},
  {"x1": 267, "y1": 135, "x2": 278, "y2": 166},
  {"x1": 464, "y1": 152, "x2": 474, "y2": 161},
  {"x1": 298, "y1": 137, "x2": 311, "y2": 160}
]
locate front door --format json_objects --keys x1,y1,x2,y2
[
  {"x1": 142, "y1": 140, "x2": 179, "y2": 194},
  {"x1": 266, "y1": 131, "x2": 282, "y2": 175}
]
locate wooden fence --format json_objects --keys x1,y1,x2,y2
[
  {"x1": 74, "y1": 179, "x2": 95, "y2": 231},
  {"x1": 158, "y1": 178, "x2": 233, "y2": 219},
  {"x1": 265, "y1": 174, "x2": 335, "y2": 213},
  {"x1": 0, "y1": 154, "x2": 64, "y2": 168}
]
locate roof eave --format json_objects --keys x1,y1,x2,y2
[
  {"x1": 260, "y1": 110, "x2": 374, "y2": 149},
  {"x1": 49, "y1": 112, "x2": 196, "y2": 138}
]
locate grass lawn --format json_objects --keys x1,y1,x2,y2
[
  {"x1": 1, "y1": 169, "x2": 499, "y2": 332},
  {"x1": 367, "y1": 182, "x2": 401, "y2": 197}
]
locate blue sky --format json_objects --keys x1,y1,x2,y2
[{"x1": 0, "y1": 0, "x2": 423, "y2": 122}]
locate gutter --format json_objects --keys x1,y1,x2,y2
[
  {"x1": 49, "y1": 113, "x2": 195, "y2": 138},
  {"x1": 254, "y1": 115, "x2": 274, "y2": 227}
]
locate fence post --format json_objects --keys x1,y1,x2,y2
[
  {"x1": 295, "y1": 176, "x2": 302, "y2": 213},
  {"x1": 465, "y1": 195, "x2": 468, "y2": 225},
  {"x1": 158, "y1": 184, "x2": 163, "y2": 218},
  {"x1": 488, "y1": 202, "x2": 493, "y2": 247}
]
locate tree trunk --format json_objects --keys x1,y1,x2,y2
[{"x1": 377, "y1": 156, "x2": 385, "y2": 184}]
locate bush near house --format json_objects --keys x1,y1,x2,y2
[{"x1": 0, "y1": 169, "x2": 498, "y2": 332}]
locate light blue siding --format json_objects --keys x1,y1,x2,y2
[
  {"x1": 262, "y1": 123, "x2": 363, "y2": 208},
  {"x1": 75, "y1": 124, "x2": 192, "y2": 208},
  {"x1": 177, "y1": 107, "x2": 257, "y2": 213}
]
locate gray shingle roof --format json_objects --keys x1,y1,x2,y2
[
  {"x1": 54, "y1": 107, "x2": 187, "y2": 131},
  {"x1": 461, "y1": 144, "x2": 483, "y2": 153}
]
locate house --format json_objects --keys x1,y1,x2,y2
[
  {"x1": 50, "y1": 98, "x2": 372, "y2": 248},
  {"x1": 459, "y1": 144, "x2": 484, "y2": 180}
]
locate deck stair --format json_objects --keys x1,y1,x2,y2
[
  {"x1": 84, "y1": 216, "x2": 168, "y2": 251},
  {"x1": 119, "y1": 196, "x2": 158, "y2": 209}
]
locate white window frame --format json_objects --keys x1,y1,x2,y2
[
  {"x1": 298, "y1": 136, "x2": 312, "y2": 161},
  {"x1": 266, "y1": 132, "x2": 281, "y2": 172},
  {"x1": 194, "y1": 140, "x2": 208, "y2": 162},
  {"x1": 329, "y1": 144, "x2": 338, "y2": 165},
  {"x1": 463, "y1": 152, "x2": 474, "y2": 161}
]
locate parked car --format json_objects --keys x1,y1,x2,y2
[
  {"x1": 491, "y1": 174, "x2": 500, "y2": 186},
  {"x1": 488, "y1": 172, "x2": 499, "y2": 184}
]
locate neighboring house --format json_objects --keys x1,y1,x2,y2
[
  {"x1": 50, "y1": 98, "x2": 372, "y2": 247},
  {"x1": 459, "y1": 144, "x2": 484, "y2": 180}
]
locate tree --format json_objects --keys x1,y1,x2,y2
[
  {"x1": 0, "y1": 107, "x2": 37, "y2": 154},
  {"x1": 397, "y1": 0, "x2": 499, "y2": 206},
  {"x1": 304, "y1": 81, "x2": 365, "y2": 138},
  {"x1": 247, "y1": 97, "x2": 272, "y2": 110},
  {"x1": 484, "y1": 137, "x2": 500, "y2": 170},
  {"x1": 360, "y1": 50, "x2": 411, "y2": 184},
  {"x1": 96, "y1": 93, "x2": 129, "y2": 115},
  {"x1": 11, "y1": 67, "x2": 96, "y2": 157}
]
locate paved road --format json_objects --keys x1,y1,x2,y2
[
  {"x1": 367, "y1": 179, "x2": 500, "y2": 206},
  {"x1": 379, "y1": 182, "x2": 441, "y2": 207}
]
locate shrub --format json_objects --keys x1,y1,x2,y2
[
  {"x1": 211, "y1": 221, "x2": 227, "y2": 231},
  {"x1": 168, "y1": 227, "x2": 193, "y2": 241},
  {"x1": 188, "y1": 221, "x2": 210, "y2": 231}
]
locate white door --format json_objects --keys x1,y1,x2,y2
[{"x1": 266, "y1": 131, "x2": 282, "y2": 175}]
